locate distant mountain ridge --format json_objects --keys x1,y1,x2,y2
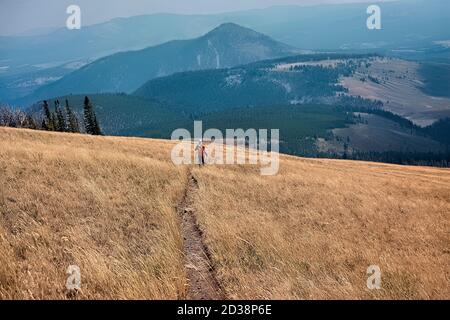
[
  {"x1": 2, "y1": 0, "x2": 449, "y2": 70},
  {"x1": 20, "y1": 23, "x2": 298, "y2": 106},
  {"x1": 3, "y1": 0, "x2": 450, "y2": 105}
]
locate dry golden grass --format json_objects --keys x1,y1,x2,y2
[
  {"x1": 0, "y1": 127, "x2": 187, "y2": 299},
  {"x1": 191, "y1": 156, "x2": 450, "y2": 299},
  {"x1": 1, "y1": 127, "x2": 449, "y2": 300}
]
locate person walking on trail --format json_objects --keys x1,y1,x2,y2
[{"x1": 195, "y1": 139, "x2": 208, "y2": 166}]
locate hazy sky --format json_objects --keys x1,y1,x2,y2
[{"x1": 0, "y1": 0, "x2": 395, "y2": 36}]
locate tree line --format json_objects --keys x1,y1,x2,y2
[
  {"x1": 0, "y1": 96, "x2": 102, "y2": 135},
  {"x1": 342, "y1": 150, "x2": 450, "y2": 168}
]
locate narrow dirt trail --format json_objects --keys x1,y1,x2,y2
[{"x1": 178, "y1": 172, "x2": 224, "y2": 300}]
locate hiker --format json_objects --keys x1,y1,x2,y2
[{"x1": 195, "y1": 139, "x2": 208, "y2": 166}]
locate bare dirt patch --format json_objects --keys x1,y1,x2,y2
[{"x1": 178, "y1": 173, "x2": 224, "y2": 300}]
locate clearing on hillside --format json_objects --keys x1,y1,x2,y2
[{"x1": 340, "y1": 57, "x2": 450, "y2": 127}]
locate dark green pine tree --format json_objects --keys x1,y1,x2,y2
[
  {"x1": 42, "y1": 100, "x2": 55, "y2": 131},
  {"x1": 53, "y1": 101, "x2": 59, "y2": 130},
  {"x1": 65, "y1": 99, "x2": 80, "y2": 133},
  {"x1": 91, "y1": 113, "x2": 102, "y2": 136},
  {"x1": 41, "y1": 119, "x2": 48, "y2": 131},
  {"x1": 55, "y1": 100, "x2": 66, "y2": 132},
  {"x1": 83, "y1": 96, "x2": 93, "y2": 134},
  {"x1": 23, "y1": 115, "x2": 37, "y2": 130},
  {"x1": 83, "y1": 96, "x2": 102, "y2": 135}
]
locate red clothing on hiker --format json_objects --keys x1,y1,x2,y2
[
  {"x1": 196, "y1": 142, "x2": 207, "y2": 165},
  {"x1": 200, "y1": 145, "x2": 206, "y2": 165}
]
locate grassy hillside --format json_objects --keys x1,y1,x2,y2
[
  {"x1": 191, "y1": 157, "x2": 450, "y2": 299},
  {"x1": 1, "y1": 127, "x2": 449, "y2": 299},
  {"x1": 0, "y1": 127, "x2": 187, "y2": 299}
]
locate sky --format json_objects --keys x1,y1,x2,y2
[{"x1": 0, "y1": 0, "x2": 396, "y2": 36}]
